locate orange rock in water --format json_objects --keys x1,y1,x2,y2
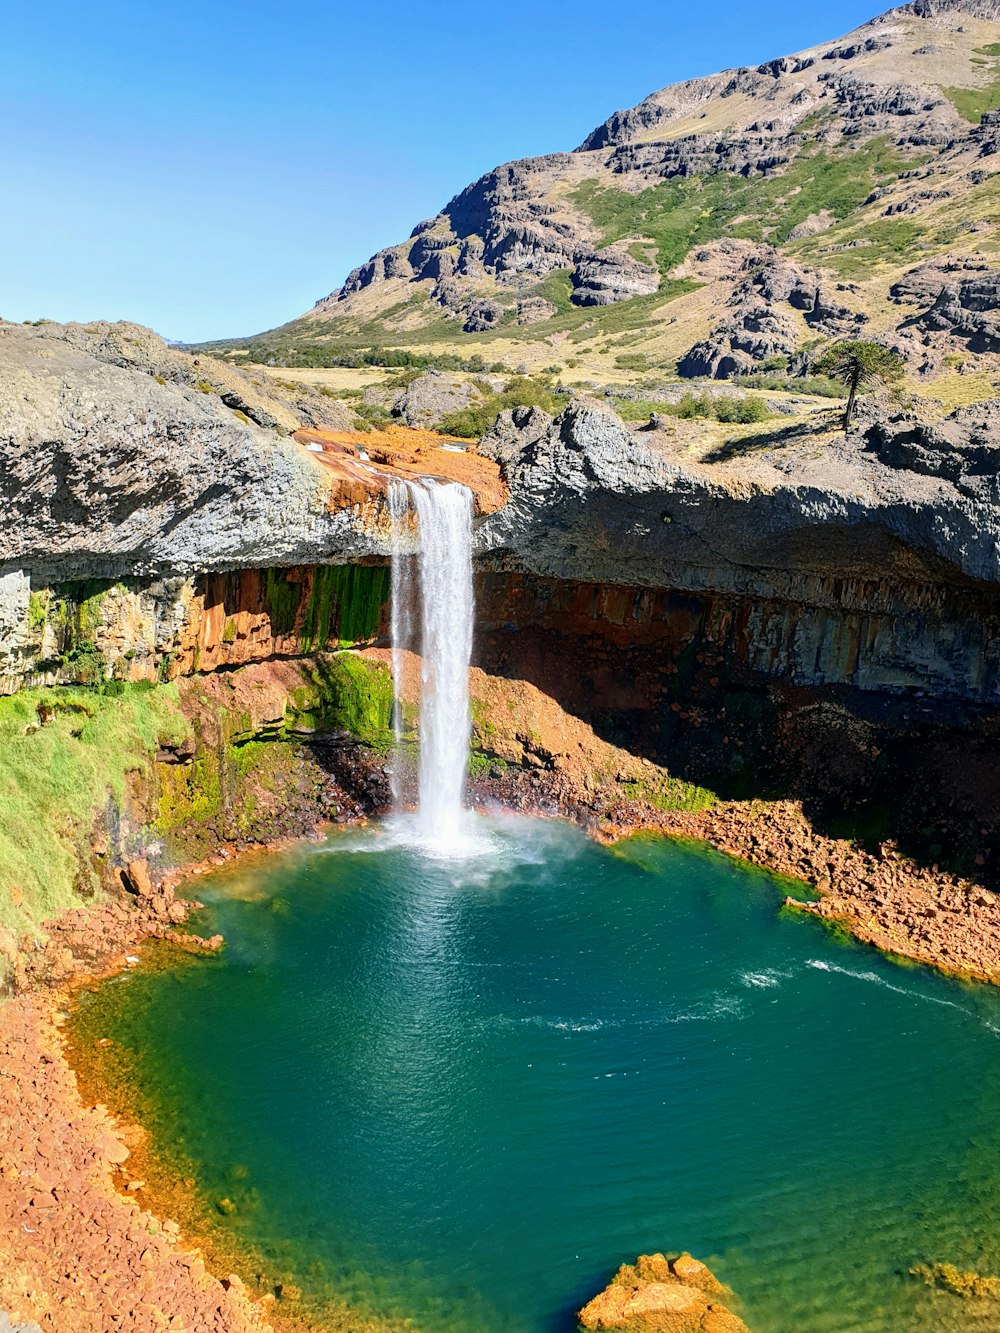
[
  {"x1": 93, "y1": 1131, "x2": 130, "y2": 1164},
  {"x1": 578, "y1": 1252, "x2": 748, "y2": 1332}
]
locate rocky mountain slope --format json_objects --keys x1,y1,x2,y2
[{"x1": 201, "y1": 0, "x2": 1000, "y2": 399}]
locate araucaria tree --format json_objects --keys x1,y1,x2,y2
[{"x1": 814, "y1": 340, "x2": 906, "y2": 431}]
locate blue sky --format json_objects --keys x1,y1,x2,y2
[{"x1": 1, "y1": 0, "x2": 880, "y2": 342}]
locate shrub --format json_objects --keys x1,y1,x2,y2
[
  {"x1": 714, "y1": 394, "x2": 771, "y2": 423},
  {"x1": 634, "y1": 391, "x2": 771, "y2": 426},
  {"x1": 614, "y1": 352, "x2": 650, "y2": 371},
  {"x1": 438, "y1": 375, "x2": 562, "y2": 438},
  {"x1": 352, "y1": 402, "x2": 393, "y2": 430},
  {"x1": 733, "y1": 373, "x2": 846, "y2": 398},
  {"x1": 677, "y1": 392, "x2": 714, "y2": 419}
]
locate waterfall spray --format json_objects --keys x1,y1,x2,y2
[{"x1": 388, "y1": 477, "x2": 475, "y2": 849}]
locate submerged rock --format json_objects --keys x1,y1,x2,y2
[
  {"x1": 577, "y1": 1252, "x2": 748, "y2": 1332},
  {"x1": 910, "y1": 1261, "x2": 1000, "y2": 1299}
]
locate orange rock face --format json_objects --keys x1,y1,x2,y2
[{"x1": 294, "y1": 424, "x2": 508, "y2": 516}]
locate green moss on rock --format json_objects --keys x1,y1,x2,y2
[
  {"x1": 0, "y1": 683, "x2": 189, "y2": 945},
  {"x1": 263, "y1": 570, "x2": 301, "y2": 638},
  {"x1": 154, "y1": 750, "x2": 224, "y2": 835},
  {"x1": 285, "y1": 653, "x2": 394, "y2": 745},
  {"x1": 264, "y1": 565, "x2": 390, "y2": 649},
  {"x1": 619, "y1": 774, "x2": 716, "y2": 813}
]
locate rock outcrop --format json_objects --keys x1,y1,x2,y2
[
  {"x1": 391, "y1": 369, "x2": 498, "y2": 428},
  {"x1": 0, "y1": 322, "x2": 512, "y2": 691},
  {"x1": 865, "y1": 398, "x2": 1000, "y2": 499},
  {"x1": 891, "y1": 260, "x2": 1000, "y2": 353},
  {"x1": 468, "y1": 398, "x2": 1000, "y2": 912},
  {"x1": 5, "y1": 318, "x2": 1000, "y2": 708},
  {"x1": 678, "y1": 247, "x2": 864, "y2": 379},
  {"x1": 475, "y1": 400, "x2": 1000, "y2": 706},
  {"x1": 0, "y1": 321, "x2": 375, "y2": 582},
  {"x1": 571, "y1": 248, "x2": 660, "y2": 306},
  {"x1": 577, "y1": 1252, "x2": 748, "y2": 1332},
  {"x1": 0, "y1": 323, "x2": 504, "y2": 591},
  {"x1": 478, "y1": 398, "x2": 1000, "y2": 594}
]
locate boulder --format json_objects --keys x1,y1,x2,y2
[
  {"x1": 577, "y1": 1252, "x2": 748, "y2": 1332},
  {"x1": 392, "y1": 370, "x2": 498, "y2": 430},
  {"x1": 124, "y1": 859, "x2": 155, "y2": 899}
]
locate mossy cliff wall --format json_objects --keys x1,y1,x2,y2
[
  {"x1": 0, "y1": 651, "x2": 395, "y2": 983},
  {"x1": 0, "y1": 564, "x2": 391, "y2": 693},
  {"x1": 153, "y1": 653, "x2": 394, "y2": 861}
]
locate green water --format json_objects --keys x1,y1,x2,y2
[{"x1": 73, "y1": 815, "x2": 1000, "y2": 1331}]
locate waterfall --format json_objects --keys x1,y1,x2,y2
[
  {"x1": 387, "y1": 480, "x2": 414, "y2": 809},
  {"x1": 388, "y1": 477, "x2": 475, "y2": 849}
]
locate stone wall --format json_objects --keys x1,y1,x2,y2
[{"x1": 475, "y1": 568, "x2": 1000, "y2": 704}]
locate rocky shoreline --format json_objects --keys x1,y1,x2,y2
[
  {"x1": 606, "y1": 797, "x2": 1000, "y2": 985},
  {"x1": 0, "y1": 991, "x2": 274, "y2": 1332},
  {"x1": 2, "y1": 773, "x2": 999, "y2": 1331},
  {"x1": 471, "y1": 765, "x2": 1000, "y2": 987}
]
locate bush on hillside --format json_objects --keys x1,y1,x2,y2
[
  {"x1": 438, "y1": 376, "x2": 563, "y2": 438},
  {"x1": 673, "y1": 391, "x2": 771, "y2": 423}
]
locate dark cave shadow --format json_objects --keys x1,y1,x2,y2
[{"x1": 473, "y1": 628, "x2": 1000, "y2": 892}]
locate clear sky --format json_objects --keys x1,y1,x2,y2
[{"x1": 1, "y1": 0, "x2": 881, "y2": 342}]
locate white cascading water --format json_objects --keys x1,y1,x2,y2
[
  {"x1": 387, "y1": 479, "x2": 414, "y2": 809},
  {"x1": 388, "y1": 477, "x2": 475, "y2": 850}
]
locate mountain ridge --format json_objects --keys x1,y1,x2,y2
[{"x1": 201, "y1": 0, "x2": 1000, "y2": 402}]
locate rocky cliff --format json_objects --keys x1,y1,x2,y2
[
  {"x1": 0, "y1": 320, "x2": 375, "y2": 581},
  {"x1": 0, "y1": 321, "x2": 509, "y2": 691},
  {"x1": 465, "y1": 398, "x2": 1000, "y2": 880},
  {"x1": 475, "y1": 400, "x2": 1000, "y2": 703},
  {"x1": 4, "y1": 321, "x2": 1000, "y2": 706}
]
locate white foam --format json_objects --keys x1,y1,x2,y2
[
  {"x1": 739, "y1": 969, "x2": 783, "y2": 989},
  {"x1": 318, "y1": 812, "x2": 582, "y2": 886},
  {"x1": 516, "y1": 1016, "x2": 605, "y2": 1033},
  {"x1": 805, "y1": 957, "x2": 999, "y2": 1031},
  {"x1": 672, "y1": 993, "x2": 746, "y2": 1022}
]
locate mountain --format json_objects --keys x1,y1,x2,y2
[{"x1": 202, "y1": 0, "x2": 1000, "y2": 394}]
